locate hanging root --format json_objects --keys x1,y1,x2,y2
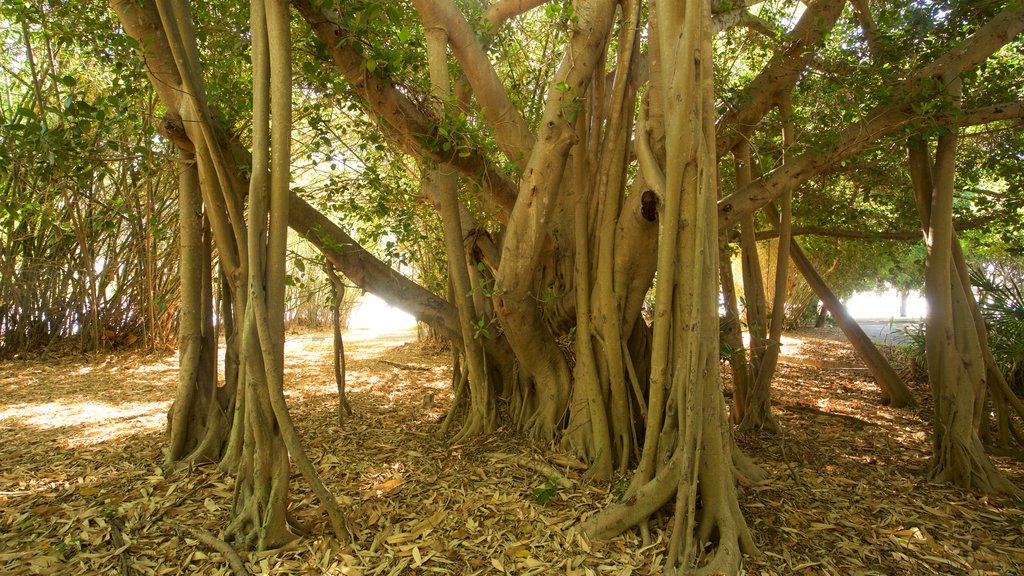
[{"x1": 440, "y1": 361, "x2": 468, "y2": 436}]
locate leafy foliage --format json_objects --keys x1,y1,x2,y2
[{"x1": 971, "y1": 265, "x2": 1024, "y2": 393}]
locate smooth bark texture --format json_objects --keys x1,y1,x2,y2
[
  {"x1": 733, "y1": 142, "x2": 777, "y2": 432},
  {"x1": 421, "y1": 24, "x2": 496, "y2": 441},
  {"x1": 584, "y1": 4, "x2": 756, "y2": 572},
  {"x1": 908, "y1": 115, "x2": 1020, "y2": 495}
]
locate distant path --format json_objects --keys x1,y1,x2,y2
[{"x1": 853, "y1": 318, "x2": 920, "y2": 345}]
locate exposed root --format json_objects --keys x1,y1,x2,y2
[
  {"x1": 170, "y1": 522, "x2": 250, "y2": 576},
  {"x1": 488, "y1": 452, "x2": 574, "y2": 489},
  {"x1": 930, "y1": 435, "x2": 1023, "y2": 497},
  {"x1": 580, "y1": 450, "x2": 681, "y2": 540}
]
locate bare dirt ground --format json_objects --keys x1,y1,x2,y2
[{"x1": 1, "y1": 328, "x2": 1022, "y2": 575}]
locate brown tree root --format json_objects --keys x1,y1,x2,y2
[
  {"x1": 929, "y1": 436, "x2": 1023, "y2": 497},
  {"x1": 170, "y1": 522, "x2": 249, "y2": 576}
]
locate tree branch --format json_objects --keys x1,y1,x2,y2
[
  {"x1": 485, "y1": 0, "x2": 550, "y2": 30},
  {"x1": 716, "y1": 0, "x2": 846, "y2": 154},
  {"x1": 718, "y1": 3, "x2": 1024, "y2": 232},
  {"x1": 411, "y1": 0, "x2": 535, "y2": 165},
  {"x1": 849, "y1": 0, "x2": 881, "y2": 62},
  {"x1": 753, "y1": 216, "x2": 995, "y2": 241},
  {"x1": 291, "y1": 0, "x2": 518, "y2": 221},
  {"x1": 954, "y1": 102, "x2": 1024, "y2": 126}
]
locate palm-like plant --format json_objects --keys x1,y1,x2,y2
[{"x1": 971, "y1": 266, "x2": 1024, "y2": 394}]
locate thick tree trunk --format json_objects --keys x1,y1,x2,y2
[
  {"x1": 907, "y1": 112, "x2": 1020, "y2": 495},
  {"x1": 167, "y1": 151, "x2": 224, "y2": 464},
  {"x1": 584, "y1": 4, "x2": 757, "y2": 572}
]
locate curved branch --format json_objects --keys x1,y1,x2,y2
[
  {"x1": 485, "y1": 0, "x2": 549, "y2": 29},
  {"x1": 716, "y1": 0, "x2": 846, "y2": 154},
  {"x1": 753, "y1": 216, "x2": 996, "y2": 241},
  {"x1": 411, "y1": 0, "x2": 535, "y2": 165},
  {"x1": 291, "y1": 0, "x2": 517, "y2": 221}
]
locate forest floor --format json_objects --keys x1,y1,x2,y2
[{"x1": 1, "y1": 327, "x2": 1023, "y2": 576}]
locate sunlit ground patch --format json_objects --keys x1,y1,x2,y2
[{"x1": 0, "y1": 399, "x2": 169, "y2": 447}]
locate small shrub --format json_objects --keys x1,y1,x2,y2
[
  {"x1": 532, "y1": 478, "x2": 560, "y2": 503},
  {"x1": 971, "y1": 267, "x2": 1024, "y2": 394}
]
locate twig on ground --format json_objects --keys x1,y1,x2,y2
[
  {"x1": 488, "y1": 452, "x2": 575, "y2": 489},
  {"x1": 108, "y1": 513, "x2": 132, "y2": 576},
  {"x1": 380, "y1": 359, "x2": 431, "y2": 371}
]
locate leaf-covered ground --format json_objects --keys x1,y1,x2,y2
[{"x1": 1, "y1": 327, "x2": 1022, "y2": 575}]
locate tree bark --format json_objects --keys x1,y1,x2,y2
[
  {"x1": 420, "y1": 23, "x2": 496, "y2": 440},
  {"x1": 907, "y1": 110, "x2": 1020, "y2": 495},
  {"x1": 584, "y1": 4, "x2": 756, "y2": 572},
  {"x1": 733, "y1": 142, "x2": 777, "y2": 432},
  {"x1": 167, "y1": 151, "x2": 223, "y2": 463}
]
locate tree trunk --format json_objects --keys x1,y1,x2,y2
[
  {"x1": 732, "y1": 139, "x2": 776, "y2": 433},
  {"x1": 583, "y1": 4, "x2": 757, "y2": 572},
  {"x1": 166, "y1": 151, "x2": 224, "y2": 464},
  {"x1": 742, "y1": 96, "x2": 795, "y2": 433},
  {"x1": 114, "y1": 0, "x2": 349, "y2": 548},
  {"x1": 719, "y1": 245, "x2": 750, "y2": 424},
  {"x1": 420, "y1": 24, "x2": 495, "y2": 441},
  {"x1": 325, "y1": 265, "x2": 351, "y2": 426},
  {"x1": 814, "y1": 303, "x2": 828, "y2": 327},
  {"x1": 907, "y1": 94, "x2": 1020, "y2": 495}
]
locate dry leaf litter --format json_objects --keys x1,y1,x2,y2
[{"x1": 1, "y1": 326, "x2": 1022, "y2": 575}]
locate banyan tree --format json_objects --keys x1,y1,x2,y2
[{"x1": 106, "y1": 0, "x2": 1023, "y2": 572}]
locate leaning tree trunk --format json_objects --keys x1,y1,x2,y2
[
  {"x1": 785, "y1": 231, "x2": 917, "y2": 408},
  {"x1": 907, "y1": 78, "x2": 1019, "y2": 495}
]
